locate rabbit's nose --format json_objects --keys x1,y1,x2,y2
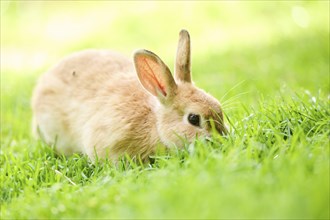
[
  {"x1": 204, "y1": 136, "x2": 213, "y2": 143},
  {"x1": 222, "y1": 124, "x2": 230, "y2": 135}
]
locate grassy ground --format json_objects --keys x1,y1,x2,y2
[{"x1": 1, "y1": 1, "x2": 329, "y2": 219}]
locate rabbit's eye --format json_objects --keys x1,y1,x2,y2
[{"x1": 188, "y1": 113, "x2": 200, "y2": 127}]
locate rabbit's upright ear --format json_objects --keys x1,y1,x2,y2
[
  {"x1": 175, "y1": 29, "x2": 192, "y2": 83},
  {"x1": 134, "y1": 50, "x2": 177, "y2": 99}
]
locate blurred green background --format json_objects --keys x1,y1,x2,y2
[{"x1": 1, "y1": 1, "x2": 329, "y2": 100}]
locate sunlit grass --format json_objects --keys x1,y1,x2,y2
[{"x1": 1, "y1": 91, "x2": 329, "y2": 218}]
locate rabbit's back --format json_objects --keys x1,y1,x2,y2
[
  {"x1": 44, "y1": 50, "x2": 134, "y2": 93},
  {"x1": 32, "y1": 50, "x2": 155, "y2": 158}
]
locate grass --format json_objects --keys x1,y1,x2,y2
[{"x1": 1, "y1": 1, "x2": 329, "y2": 219}]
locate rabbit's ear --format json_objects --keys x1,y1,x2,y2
[
  {"x1": 134, "y1": 50, "x2": 177, "y2": 99},
  {"x1": 175, "y1": 29, "x2": 192, "y2": 83}
]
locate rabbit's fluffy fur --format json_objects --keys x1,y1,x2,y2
[{"x1": 32, "y1": 30, "x2": 226, "y2": 161}]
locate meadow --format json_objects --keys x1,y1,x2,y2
[{"x1": 1, "y1": 1, "x2": 329, "y2": 219}]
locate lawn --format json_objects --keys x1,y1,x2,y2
[{"x1": 1, "y1": 1, "x2": 329, "y2": 219}]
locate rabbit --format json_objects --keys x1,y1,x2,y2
[{"x1": 31, "y1": 29, "x2": 227, "y2": 161}]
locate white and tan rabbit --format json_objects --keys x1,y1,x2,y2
[{"x1": 32, "y1": 30, "x2": 227, "y2": 161}]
